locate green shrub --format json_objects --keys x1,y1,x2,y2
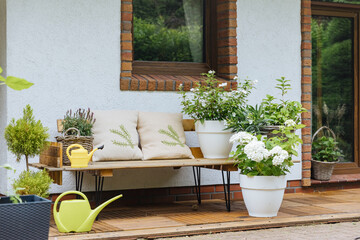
[
  {"x1": 5, "y1": 105, "x2": 49, "y2": 171},
  {"x1": 12, "y1": 170, "x2": 53, "y2": 198},
  {"x1": 62, "y1": 108, "x2": 95, "y2": 136}
]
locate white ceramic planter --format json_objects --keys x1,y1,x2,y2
[
  {"x1": 195, "y1": 120, "x2": 233, "y2": 159},
  {"x1": 239, "y1": 174, "x2": 287, "y2": 217}
]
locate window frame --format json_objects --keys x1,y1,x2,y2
[{"x1": 132, "y1": 0, "x2": 217, "y2": 76}]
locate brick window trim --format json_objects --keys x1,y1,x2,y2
[
  {"x1": 120, "y1": 0, "x2": 238, "y2": 91},
  {"x1": 301, "y1": 0, "x2": 312, "y2": 187}
]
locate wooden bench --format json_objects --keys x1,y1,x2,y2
[{"x1": 30, "y1": 119, "x2": 238, "y2": 211}]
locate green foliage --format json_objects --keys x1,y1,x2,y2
[
  {"x1": 133, "y1": 0, "x2": 203, "y2": 62},
  {"x1": 12, "y1": 170, "x2": 53, "y2": 198},
  {"x1": 179, "y1": 70, "x2": 255, "y2": 122},
  {"x1": 159, "y1": 125, "x2": 185, "y2": 147},
  {"x1": 312, "y1": 136, "x2": 343, "y2": 162},
  {"x1": 4, "y1": 105, "x2": 49, "y2": 170},
  {"x1": 110, "y1": 125, "x2": 135, "y2": 149},
  {"x1": 0, "y1": 66, "x2": 33, "y2": 90},
  {"x1": 225, "y1": 104, "x2": 273, "y2": 134},
  {"x1": 62, "y1": 108, "x2": 95, "y2": 136},
  {"x1": 134, "y1": 17, "x2": 199, "y2": 62},
  {"x1": 230, "y1": 126, "x2": 301, "y2": 176},
  {"x1": 262, "y1": 77, "x2": 307, "y2": 125}
]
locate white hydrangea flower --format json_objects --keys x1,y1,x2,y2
[
  {"x1": 229, "y1": 132, "x2": 256, "y2": 144},
  {"x1": 190, "y1": 88, "x2": 195, "y2": 92},
  {"x1": 208, "y1": 70, "x2": 215, "y2": 75},
  {"x1": 219, "y1": 82, "x2": 228, "y2": 87},
  {"x1": 285, "y1": 119, "x2": 296, "y2": 127},
  {"x1": 269, "y1": 146, "x2": 283, "y2": 156},
  {"x1": 179, "y1": 83, "x2": 183, "y2": 88},
  {"x1": 233, "y1": 76, "x2": 238, "y2": 81},
  {"x1": 244, "y1": 140, "x2": 270, "y2": 162},
  {"x1": 272, "y1": 155, "x2": 284, "y2": 166}
]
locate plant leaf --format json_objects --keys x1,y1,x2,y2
[{"x1": 4, "y1": 76, "x2": 34, "y2": 90}]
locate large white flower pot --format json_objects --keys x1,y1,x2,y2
[
  {"x1": 195, "y1": 120, "x2": 233, "y2": 159},
  {"x1": 239, "y1": 174, "x2": 287, "y2": 217}
]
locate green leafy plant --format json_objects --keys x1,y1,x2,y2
[
  {"x1": 0, "y1": 66, "x2": 33, "y2": 90},
  {"x1": 312, "y1": 136, "x2": 343, "y2": 162},
  {"x1": 179, "y1": 70, "x2": 256, "y2": 123},
  {"x1": 230, "y1": 124, "x2": 303, "y2": 176},
  {"x1": 4, "y1": 105, "x2": 49, "y2": 171},
  {"x1": 12, "y1": 170, "x2": 53, "y2": 198},
  {"x1": 62, "y1": 108, "x2": 96, "y2": 136},
  {"x1": 159, "y1": 125, "x2": 185, "y2": 147},
  {"x1": 225, "y1": 104, "x2": 273, "y2": 134},
  {"x1": 262, "y1": 77, "x2": 307, "y2": 126},
  {"x1": 110, "y1": 125, "x2": 135, "y2": 149}
]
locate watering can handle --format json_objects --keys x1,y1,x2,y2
[
  {"x1": 54, "y1": 191, "x2": 88, "y2": 213},
  {"x1": 66, "y1": 144, "x2": 85, "y2": 160}
]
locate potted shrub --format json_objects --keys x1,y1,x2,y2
[
  {"x1": 230, "y1": 122, "x2": 303, "y2": 217},
  {"x1": 56, "y1": 108, "x2": 96, "y2": 165},
  {"x1": 179, "y1": 70, "x2": 256, "y2": 158},
  {"x1": 0, "y1": 166, "x2": 52, "y2": 239},
  {"x1": 311, "y1": 126, "x2": 343, "y2": 181},
  {"x1": 4, "y1": 104, "x2": 49, "y2": 171}
]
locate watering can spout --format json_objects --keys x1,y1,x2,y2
[
  {"x1": 89, "y1": 194, "x2": 123, "y2": 221},
  {"x1": 89, "y1": 145, "x2": 104, "y2": 159}
]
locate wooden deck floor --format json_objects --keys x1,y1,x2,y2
[{"x1": 50, "y1": 188, "x2": 360, "y2": 239}]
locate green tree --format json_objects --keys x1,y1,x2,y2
[{"x1": 5, "y1": 105, "x2": 49, "y2": 171}]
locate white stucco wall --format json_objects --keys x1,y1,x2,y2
[
  {"x1": 237, "y1": 0, "x2": 302, "y2": 180},
  {"x1": 1, "y1": 0, "x2": 302, "y2": 194},
  {"x1": 0, "y1": 0, "x2": 8, "y2": 194}
]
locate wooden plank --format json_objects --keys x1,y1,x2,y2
[
  {"x1": 57, "y1": 119, "x2": 63, "y2": 133},
  {"x1": 190, "y1": 147, "x2": 203, "y2": 158},
  {"x1": 49, "y1": 171, "x2": 63, "y2": 185},
  {"x1": 39, "y1": 142, "x2": 63, "y2": 168},
  {"x1": 182, "y1": 119, "x2": 195, "y2": 131}
]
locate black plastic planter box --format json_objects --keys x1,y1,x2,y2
[{"x1": 0, "y1": 195, "x2": 52, "y2": 240}]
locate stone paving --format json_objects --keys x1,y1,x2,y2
[{"x1": 156, "y1": 221, "x2": 360, "y2": 240}]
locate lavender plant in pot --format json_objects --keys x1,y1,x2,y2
[{"x1": 179, "y1": 70, "x2": 255, "y2": 158}]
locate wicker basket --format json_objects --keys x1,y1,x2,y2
[
  {"x1": 55, "y1": 127, "x2": 93, "y2": 166},
  {"x1": 311, "y1": 126, "x2": 339, "y2": 181}
]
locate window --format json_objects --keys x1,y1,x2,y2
[
  {"x1": 132, "y1": 0, "x2": 216, "y2": 75},
  {"x1": 312, "y1": 1, "x2": 360, "y2": 173},
  {"x1": 120, "y1": 0, "x2": 237, "y2": 91}
]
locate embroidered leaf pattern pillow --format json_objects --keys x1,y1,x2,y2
[
  {"x1": 158, "y1": 125, "x2": 185, "y2": 147},
  {"x1": 110, "y1": 125, "x2": 135, "y2": 149}
]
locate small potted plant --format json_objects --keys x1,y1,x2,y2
[
  {"x1": 179, "y1": 70, "x2": 256, "y2": 158},
  {"x1": 230, "y1": 122, "x2": 303, "y2": 217},
  {"x1": 311, "y1": 126, "x2": 343, "y2": 181},
  {"x1": 0, "y1": 165, "x2": 53, "y2": 239},
  {"x1": 56, "y1": 108, "x2": 96, "y2": 165},
  {"x1": 4, "y1": 104, "x2": 49, "y2": 171}
]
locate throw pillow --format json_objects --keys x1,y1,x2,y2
[
  {"x1": 138, "y1": 112, "x2": 194, "y2": 160},
  {"x1": 92, "y1": 110, "x2": 143, "y2": 161}
]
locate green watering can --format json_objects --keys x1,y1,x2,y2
[{"x1": 53, "y1": 191, "x2": 122, "y2": 233}]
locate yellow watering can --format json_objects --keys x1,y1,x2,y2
[
  {"x1": 53, "y1": 191, "x2": 122, "y2": 233},
  {"x1": 66, "y1": 144, "x2": 104, "y2": 168}
]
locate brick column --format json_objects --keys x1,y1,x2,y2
[
  {"x1": 217, "y1": 0, "x2": 237, "y2": 80},
  {"x1": 120, "y1": 0, "x2": 133, "y2": 90},
  {"x1": 301, "y1": 0, "x2": 312, "y2": 187}
]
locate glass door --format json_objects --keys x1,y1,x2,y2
[{"x1": 312, "y1": 6, "x2": 360, "y2": 173}]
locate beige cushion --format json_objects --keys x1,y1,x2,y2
[
  {"x1": 138, "y1": 112, "x2": 194, "y2": 160},
  {"x1": 92, "y1": 110, "x2": 143, "y2": 161}
]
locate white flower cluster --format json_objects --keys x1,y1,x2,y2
[
  {"x1": 219, "y1": 82, "x2": 228, "y2": 88},
  {"x1": 229, "y1": 131, "x2": 256, "y2": 144},
  {"x1": 285, "y1": 119, "x2": 296, "y2": 127},
  {"x1": 244, "y1": 140, "x2": 270, "y2": 162},
  {"x1": 208, "y1": 70, "x2": 215, "y2": 75},
  {"x1": 269, "y1": 146, "x2": 289, "y2": 166},
  {"x1": 231, "y1": 132, "x2": 289, "y2": 165}
]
